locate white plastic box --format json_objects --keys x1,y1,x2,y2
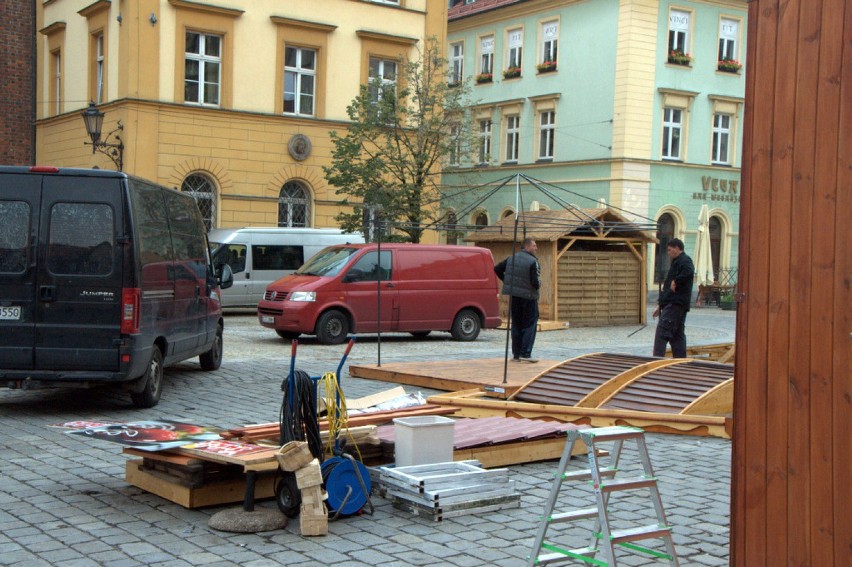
[{"x1": 392, "y1": 415, "x2": 455, "y2": 467}]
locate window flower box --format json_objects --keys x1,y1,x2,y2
[
  {"x1": 502, "y1": 67, "x2": 521, "y2": 79},
  {"x1": 475, "y1": 73, "x2": 493, "y2": 84},
  {"x1": 536, "y1": 60, "x2": 557, "y2": 74},
  {"x1": 667, "y1": 50, "x2": 692, "y2": 66},
  {"x1": 717, "y1": 59, "x2": 742, "y2": 73}
]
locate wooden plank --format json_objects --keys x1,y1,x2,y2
[
  {"x1": 348, "y1": 358, "x2": 558, "y2": 395},
  {"x1": 121, "y1": 448, "x2": 204, "y2": 467},
  {"x1": 124, "y1": 459, "x2": 276, "y2": 508},
  {"x1": 452, "y1": 437, "x2": 585, "y2": 468}
]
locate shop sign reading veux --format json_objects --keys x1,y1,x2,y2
[{"x1": 693, "y1": 176, "x2": 740, "y2": 204}]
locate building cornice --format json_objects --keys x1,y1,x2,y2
[
  {"x1": 356, "y1": 30, "x2": 419, "y2": 46},
  {"x1": 77, "y1": 0, "x2": 111, "y2": 19},
  {"x1": 39, "y1": 21, "x2": 66, "y2": 36},
  {"x1": 168, "y1": 0, "x2": 244, "y2": 18},
  {"x1": 270, "y1": 16, "x2": 337, "y2": 33}
]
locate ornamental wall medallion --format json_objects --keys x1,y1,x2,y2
[{"x1": 288, "y1": 134, "x2": 312, "y2": 161}]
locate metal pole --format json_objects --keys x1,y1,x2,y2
[
  {"x1": 502, "y1": 175, "x2": 522, "y2": 385},
  {"x1": 375, "y1": 213, "x2": 382, "y2": 367}
]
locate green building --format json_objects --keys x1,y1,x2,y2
[{"x1": 443, "y1": 0, "x2": 746, "y2": 291}]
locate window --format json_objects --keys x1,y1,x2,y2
[
  {"x1": 278, "y1": 181, "x2": 311, "y2": 227},
  {"x1": 48, "y1": 203, "x2": 114, "y2": 276},
  {"x1": 0, "y1": 201, "x2": 30, "y2": 273},
  {"x1": 478, "y1": 119, "x2": 492, "y2": 164},
  {"x1": 252, "y1": 245, "x2": 304, "y2": 271},
  {"x1": 539, "y1": 111, "x2": 555, "y2": 159},
  {"x1": 448, "y1": 124, "x2": 463, "y2": 166},
  {"x1": 94, "y1": 34, "x2": 104, "y2": 104},
  {"x1": 473, "y1": 211, "x2": 488, "y2": 229},
  {"x1": 668, "y1": 9, "x2": 690, "y2": 54},
  {"x1": 662, "y1": 107, "x2": 682, "y2": 160},
  {"x1": 506, "y1": 29, "x2": 523, "y2": 69},
  {"x1": 348, "y1": 251, "x2": 392, "y2": 281},
  {"x1": 718, "y1": 18, "x2": 739, "y2": 61},
  {"x1": 368, "y1": 57, "x2": 397, "y2": 103},
  {"x1": 212, "y1": 244, "x2": 248, "y2": 274},
  {"x1": 712, "y1": 113, "x2": 731, "y2": 165},
  {"x1": 185, "y1": 31, "x2": 221, "y2": 106},
  {"x1": 654, "y1": 213, "x2": 675, "y2": 284},
  {"x1": 284, "y1": 46, "x2": 316, "y2": 116},
  {"x1": 479, "y1": 35, "x2": 494, "y2": 75},
  {"x1": 541, "y1": 21, "x2": 558, "y2": 64},
  {"x1": 52, "y1": 51, "x2": 61, "y2": 115},
  {"x1": 505, "y1": 115, "x2": 519, "y2": 162},
  {"x1": 445, "y1": 211, "x2": 459, "y2": 245},
  {"x1": 450, "y1": 42, "x2": 463, "y2": 85},
  {"x1": 181, "y1": 173, "x2": 217, "y2": 231}
]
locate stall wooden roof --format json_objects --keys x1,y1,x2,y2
[{"x1": 464, "y1": 209, "x2": 658, "y2": 244}]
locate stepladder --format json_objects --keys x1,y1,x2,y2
[{"x1": 526, "y1": 426, "x2": 679, "y2": 566}]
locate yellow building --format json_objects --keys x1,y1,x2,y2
[{"x1": 36, "y1": 0, "x2": 446, "y2": 231}]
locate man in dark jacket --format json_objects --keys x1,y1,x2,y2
[
  {"x1": 494, "y1": 238, "x2": 541, "y2": 363},
  {"x1": 652, "y1": 238, "x2": 695, "y2": 358}
]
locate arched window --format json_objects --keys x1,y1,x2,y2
[
  {"x1": 446, "y1": 211, "x2": 458, "y2": 245},
  {"x1": 502, "y1": 209, "x2": 515, "y2": 219},
  {"x1": 181, "y1": 173, "x2": 217, "y2": 231},
  {"x1": 278, "y1": 181, "x2": 311, "y2": 227},
  {"x1": 474, "y1": 212, "x2": 488, "y2": 229},
  {"x1": 709, "y1": 215, "x2": 722, "y2": 278},
  {"x1": 654, "y1": 212, "x2": 675, "y2": 284}
]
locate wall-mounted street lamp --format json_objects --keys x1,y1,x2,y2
[{"x1": 81, "y1": 101, "x2": 124, "y2": 171}]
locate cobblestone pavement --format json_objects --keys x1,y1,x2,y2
[{"x1": 1, "y1": 306, "x2": 735, "y2": 566}]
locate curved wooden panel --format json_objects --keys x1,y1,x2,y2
[
  {"x1": 599, "y1": 360, "x2": 734, "y2": 414},
  {"x1": 510, "y1": 353, "x2": 661, "y2": 406}
]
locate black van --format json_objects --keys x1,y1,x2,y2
[{"x1": 0, "y1": 166, "x2": 233, "y2": 408}]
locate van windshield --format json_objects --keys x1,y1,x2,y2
[{"x1": 295, "y1": 246, "x2": 358, "y2": 277}]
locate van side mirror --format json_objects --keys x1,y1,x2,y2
[
  {"x1": 217, "y1": 263, "x2": 234, "y2": 289},
  {"x1": 342, "y1": 269, "x2": 364, "y2": 283}
]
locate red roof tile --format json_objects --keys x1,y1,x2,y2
[{"x1": 448, "y1": 0, "x2": 527, "y2": 21}]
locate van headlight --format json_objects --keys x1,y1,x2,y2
[{"x1": 289, "y1": 291, "x2": 316, "y2": 302}]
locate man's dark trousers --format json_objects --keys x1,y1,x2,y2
[
  {"x1": 653, "y1": 303, "x2": 687, "y2": 358},
  {"x1": 510, "y1": 297, "x2": 538, "y2": 359}
]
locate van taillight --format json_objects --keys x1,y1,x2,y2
[
  {"x1": 121, "y1": 288, "x2": 141, "y2": 334},
  {"x1": 29, "y1": 166, "x2": 60, "y2": 173}
]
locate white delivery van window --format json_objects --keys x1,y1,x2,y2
[
  {"x1": 346, "y1": 251, "x2": 392, "y2": 281},
  {"x1": 212, "y1": 244, "x2": 247, "y2": 274},
  {"x1": 252, "y1": 245, "x2": 304, "y2": 271},
  {"x1": 47, "y1": 202, "x2": 114, "y2": 275}
]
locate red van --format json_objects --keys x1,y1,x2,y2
[{"x1": 257, "y1": 244, "x2": 501, "y2": 344}]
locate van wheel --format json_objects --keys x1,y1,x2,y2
[
  {"x1": 276, "y1": 330, "x2": 301, "y2": 340},
  {"x1": 451, "y1": 309, "x2": 481, "y2": 341},
  {"x1": 199, "y1": 323, "x2": 223, "y2": 371},
  {"x1": 409, "y1": 331, "x2": 431, "y2": 338},
  {"x1": 315, "y1": 310, "x2": 349, "y2": 345},
  {"x1": 131, "y1": 346, "x2": 163, "y2": 408}
]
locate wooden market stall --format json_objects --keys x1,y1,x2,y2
[{"x1": 466, "y1": 209, "x2": 657, "y2": 327}]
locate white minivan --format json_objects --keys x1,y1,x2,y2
[{"x1": 209, "y1": 227, "x2": 363, "y2": 307}]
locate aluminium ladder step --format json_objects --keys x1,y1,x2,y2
[
  {"x1": 609, "y1": 524, "x2": 673, "y2": 545},
  {"x1": 550, "y1": 507, "x2": 599, "y2": 523},
  {"x1": 563, "y1": 468, "x2": 618, "y2": 482},
  {"x1": 580, "y1": 426, "x2": 645, "y2": 442},
  {"x1": 599, "y1": 476, "x2": 658, "y2": 493}
]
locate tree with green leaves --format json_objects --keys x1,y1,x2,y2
[{"x1": 324, "y1": 37, "x2": 476, "y2": 243}]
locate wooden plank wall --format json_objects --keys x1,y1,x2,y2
[
  {"x1": 557, "y1": 251, "x2": 641, "y2": 326},
  {"x1": 731, "y1": 0, "x2": 851, "y2": 565}
]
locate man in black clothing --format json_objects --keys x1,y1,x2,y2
[
  {"x1": 653, "y1": 238, "x2": 695, "y2": 358},
  {"x1": 494, "y1": 238, "x2": 541, "y2": 363}
]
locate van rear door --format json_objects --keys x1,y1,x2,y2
[
  {"x1": 0, "y1": 172, "x2": 42, "y2": 369},
  {"x1": 35, "y1": 175, "x2": 124, "y2": 370}
]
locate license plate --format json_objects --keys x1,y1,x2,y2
[
  {"x1": 261, "y1": 315, "x2": 274, "y2": 324},
  {"x1": 0, "y1": 306, "x2": 21, "y2": 320}
]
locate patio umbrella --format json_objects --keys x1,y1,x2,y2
[{"x1": 694, "y1": 204, "x2": 715, "y2": 286}]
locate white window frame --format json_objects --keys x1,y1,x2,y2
[
  {"x1": 538, "y1": 110, "x2": 555, "y2": 160},
  {"x1": 668, "y1": 9, "x2": 690, "y2": 54},
  {"x1": 450, "y1": 42, "x2": 464, "y2": 85},
  {"x1": 662, "y1": 107, "x2": 683, "y2": 160},
  {"x1": 541, "y1": 21, "x2": 558, "y2": 64},
  {"x1": 185, "y1": 31, "x2": 222, "y2": 106},
  {"x1": 718, "y1": 18, "x2": 739, "y2": 62},
  {"x1": 284, "y1": 46, "x2": 316, "y2": 116},
  {"x1": 712, "y1": 113, "x2": 732, "y2": 165},
  {"x1": 505, "y1": 115, "x2": 520, "y2": 162},
  {"x1": 448, "y1": 124, "x2": 462, "y2": 166},
  {"x1": 478, "y1": 119, "x2": 492, "y2": 165},
  {"x1": 506, "y1": 28, "x2": 523, "y2": 70},
  {"x1": 479, "y1": 35, "x2": 494, "y2": 75},
  {"x1": 95, "y1": 34, "x2": 104, "y2": 104},
  {"x1": 369, "y1": 57, "x2": 397, "y2": 103}
]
